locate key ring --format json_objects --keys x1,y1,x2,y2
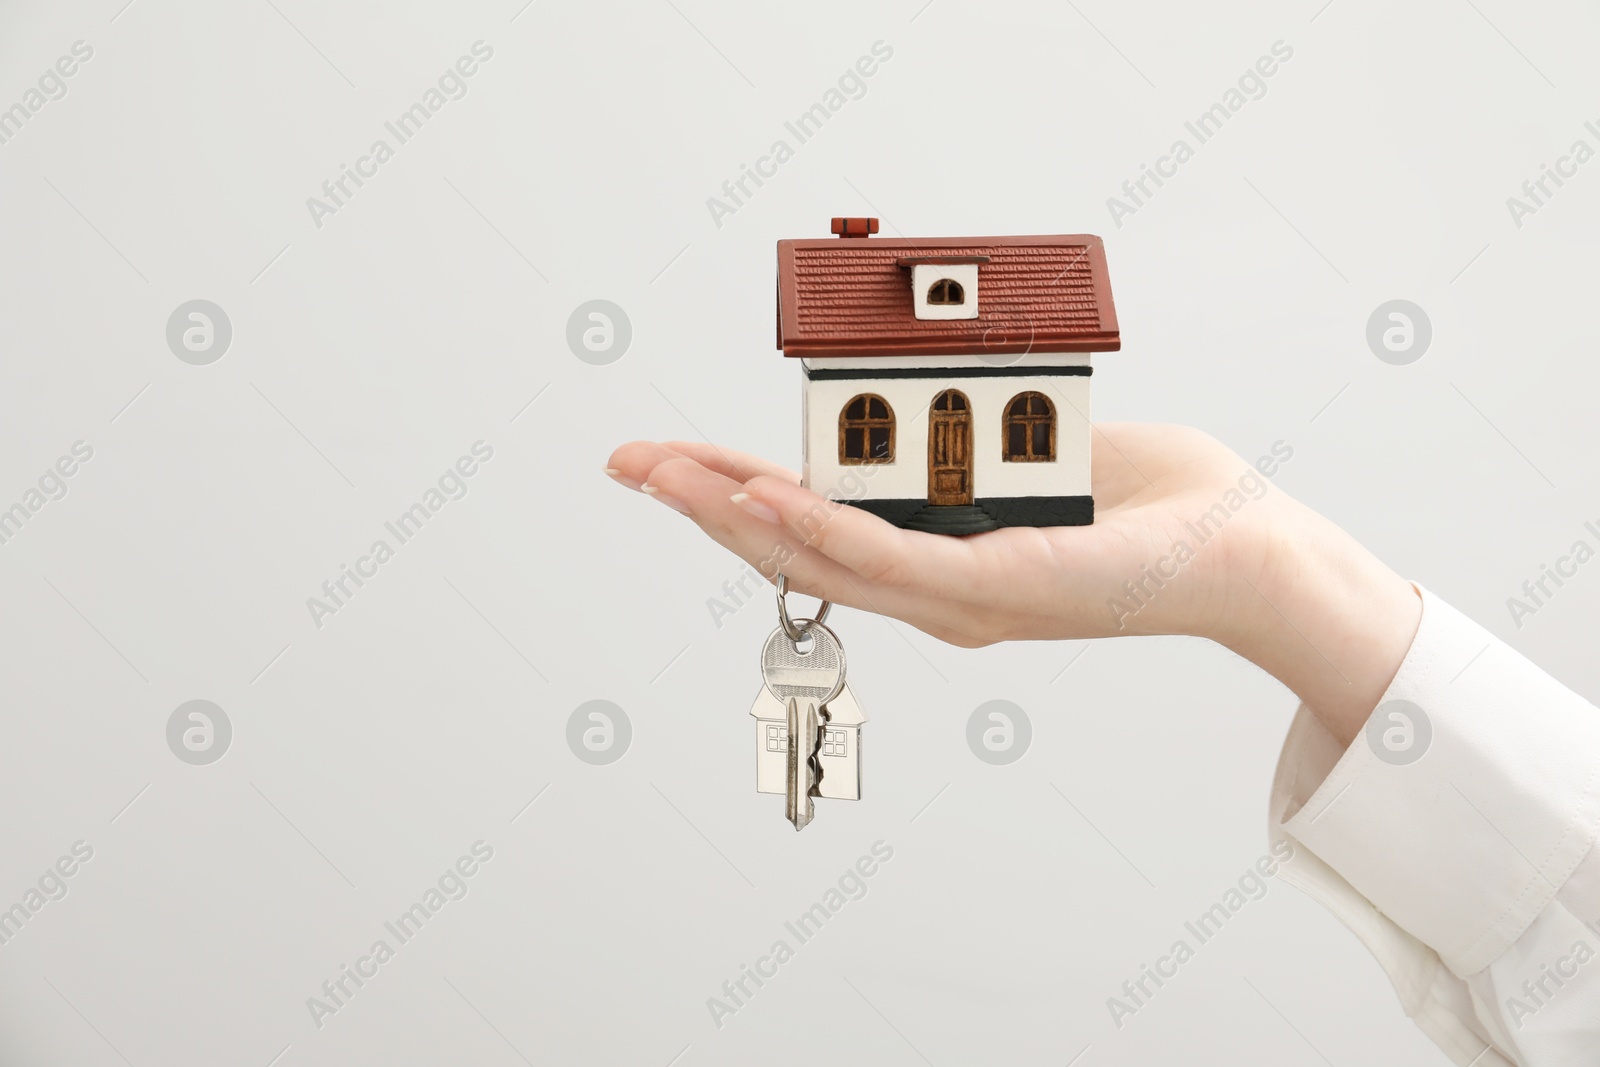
[{"x1": 775, "y1": 573, "x2": 831, "y2": 643}]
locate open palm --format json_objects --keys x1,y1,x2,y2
[{"x1": 607, "y1": 423, "x2": 1294, "y2": 648}]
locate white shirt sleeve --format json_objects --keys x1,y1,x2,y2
[{"x1": 1269, "y1": 585, "x2": 1600, "y2": 1066}]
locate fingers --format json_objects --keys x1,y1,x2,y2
[
  {"x1": 637, "y1": 456, "x2": 999, "y2": 646},
  {"x1": 636, "y1": 455, "x2": 891, "y2": 615},
  {"x1": 606, "y1": 442, "x2": 1013, "y2": 646},
  {"x1": 737, "y1": 474, "x2": 1008, "y2": 610},
  {"x1": 659, "y1": 441, "x2": 799, "y2": 485},
  {"x1": 606, "y1": 440, "x2": 800, "y2": 499},
  {"x1": 608, "y1": 444, "x2": 849, "y2": 603},
  {"x1": 735, "y1": 475, "x2": 915, "y2": 588},
  {"x1": 611, "y1": 441, "x2": 924, "y2": 592},
  {"x1": 606, "y1": 440, "x2": 687, "y2": 491}
]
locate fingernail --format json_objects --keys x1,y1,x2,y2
[
  {"x1": 604, "y1": 467, "x2": 644, "y2": 492},
  {"x1": 642, "y1": 484, "x2": 691, "y2": 515},
  {"x1": 730, "y1": 492, "x2": 781, "y2": 524}
]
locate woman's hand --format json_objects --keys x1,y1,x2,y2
[
  {"x1": 607, "y1": 424, "x2": 1312, "y2": 648},
  {"x1": 607, "y1": 423, "x2": 1420, "y2": 744}
]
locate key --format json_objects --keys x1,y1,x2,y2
[
  {"x1": 785, "y1": 697, "x2": 816, "y2": 829},
  {"x1": 759, "y1": 622, "x2": 846, "y2": 831}
]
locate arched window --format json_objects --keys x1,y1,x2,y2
[
  {"x1": 927, "y1": 279, "x2": 965, "y2": 305},
  {"x1": 1003, "y1": 391, "x2": 1055, "y2": 462},
  {"x1": 839, "y1": 394, "x2": 894, "y2": 464}
]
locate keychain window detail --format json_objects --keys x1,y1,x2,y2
[
  {"x1": 839, "y1": 393, "x2": 895, "y2": 464},
  {"x1": 1003, "y1": 391, "x2": 1056, "y2": 462},
  {"x1": 926, "y1": 278, "x2": 965, "y2": 305}
]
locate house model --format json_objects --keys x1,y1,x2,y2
[
  {"x1": 749, "y1": 683, "x2": 866, "y2": 801},
  {"x1": 776, "y1": 218, "x2": 1120, "y2": 535}
]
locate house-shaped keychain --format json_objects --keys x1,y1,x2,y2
[
  {"x1": 776, "y1": 218, "x2": 1121, "y2": 535},
  {"x1": 749, "y1": 682, "x2": 865, "y2": 802}
]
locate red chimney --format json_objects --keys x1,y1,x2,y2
[{"x1": 831, "y1": 217, "x2": 879, "y2": 238}]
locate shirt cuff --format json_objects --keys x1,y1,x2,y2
[{"x1": 1271, "y1": 584, "x2": 1600, "y2": 978}]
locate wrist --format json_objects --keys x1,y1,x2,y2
[{"x1": 1214, "y1": 499, "x2": 1422, "y2": 746}]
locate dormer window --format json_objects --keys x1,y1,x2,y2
[{"x1": 901, "y1": 257, "x2": 985, "y2": 320}]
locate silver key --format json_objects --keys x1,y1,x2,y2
[{"x1": 759, "y1": 622, "x2": 845, "y2": 831}]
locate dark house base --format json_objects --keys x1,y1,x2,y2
[{"x1": 844, "y1": 496, "x2": 1094, "y2": 536}]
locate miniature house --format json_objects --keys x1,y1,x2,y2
[
  {"x1": 749, "y1": 685, "x2": 866, "y2": 801},
  {"x1": 776, "y1": 218, "x2": 1120, "y2": 535}
]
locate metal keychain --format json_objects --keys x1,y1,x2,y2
[{"x1": 749, "y1": 574, "x2": 868, "y2": 831}]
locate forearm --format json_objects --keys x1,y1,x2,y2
[
  {"x1": 1269, "y1": 584, "x2": 1600, "y2": 1064},
  {"x1": 1215, "y1": 498, "x2": 1423, "y2": 746}
]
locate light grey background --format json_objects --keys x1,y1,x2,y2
[{"x1": 1, "y1": 0, "x2": 1596, "y2": 1064}]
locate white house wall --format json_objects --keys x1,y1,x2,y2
[{"x1": 801, "y1": 366, "x2": 1093, "y2": 502}]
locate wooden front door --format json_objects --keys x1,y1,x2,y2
[{"x1": 928, "y1": 389, "x2": 973, "y2": 505}]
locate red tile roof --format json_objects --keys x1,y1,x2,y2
[{"x1": 776, "y1": 234, "x2": 1119, "y2": 358}]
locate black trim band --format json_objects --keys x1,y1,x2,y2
[
  {"x1": 804, "y1": 365, "x2": 1092, "y2": 381},
  {"x1": 844, "y1": 495, "x2": 1093, "y2": 530}
]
